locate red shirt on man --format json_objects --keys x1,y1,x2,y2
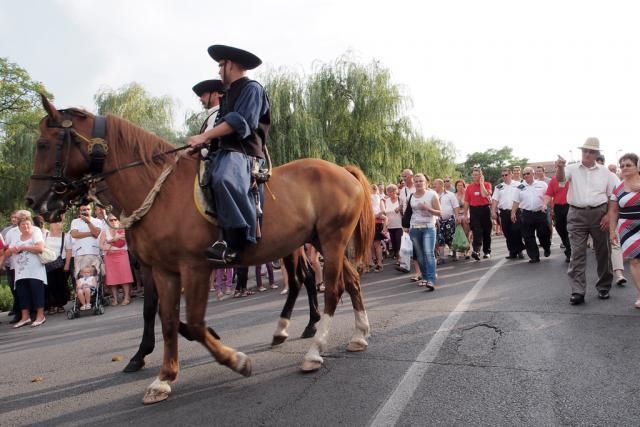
[
  {"x1": 545, "y1": 176, "x2": 569, "y2": 205},
  {"x1": 464, "y1": 182, "x2": 492, "y2": 206}
]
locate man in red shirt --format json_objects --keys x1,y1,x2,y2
[
  {"x1": 544, "y1": 177, "x2": 571, "y2": 263},
  {"x1": 464, "y1": 168, "x2": 493, "y2": 260}
]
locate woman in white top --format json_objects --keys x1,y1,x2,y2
[
  {"x1": 401, "y1": 174, "x2": 441, "y2": 290},
  {"x1": 99, "y1": 215, "x2": 134, "y2": 305},
  {"x1": 384, "y1": 184, "x2": 403, "y2": 265},
  {"x1": 4, "y1": 217, "x2": 47, "y2": 328}
]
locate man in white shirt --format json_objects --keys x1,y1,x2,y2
[
  {"x1": 492, "y1": 168, "x2": 525, "y2": 259},
  {"x1": 398, "y1": 168, "x2": 416, "y2": 212},
  {"x1": 556, "y1": 137, "x2": 618, "y2": 305},
  {"x1": 511, "y1": 167, "x2": 550, "y2": 263},
  {"x1": 396, "y1": 168, "x2": 418, "y2": 274},
  {"x1": 70, "y1": 205, "x2": 103, "y2": 277}
]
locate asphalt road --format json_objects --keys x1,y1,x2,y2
[{"x1": 2, "y1": 236, "x2": 640, "y2": 426}]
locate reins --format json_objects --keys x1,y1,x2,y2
[{"x1": 33, "y1": 112, "x2": 193, "y2": 229}]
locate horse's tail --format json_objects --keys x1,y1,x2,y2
[{"x1": 344, "y1": 165, "x2": 374, "y2": 266}]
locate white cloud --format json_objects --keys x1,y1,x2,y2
[{"x1": 2, "y1": 0, "x2": 639, "y2": 164}]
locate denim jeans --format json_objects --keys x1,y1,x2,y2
[{"x1": 410, "y1": 227, "x2": 437, "y2": 283}]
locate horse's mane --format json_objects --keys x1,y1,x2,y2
[{"x1": 105, "y1": 114, "x2": 176, "y2": 181}]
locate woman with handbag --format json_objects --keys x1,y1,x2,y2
[
  {"x1": 4, "y1": 217, "x2": 47, "y2": 328},
  {"x1": 99, "y1": 215, "x2": 134, "y2": 305},
  {"x1": 401, "y1": 174, "x2": 442, "y2": 291},
  {"x1": 44, "y1": 219, "x2": 70, "y2": 315}
]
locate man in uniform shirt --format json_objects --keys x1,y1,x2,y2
[
  {"x1": 511, "y1": 167, "x2": 550, "y2": 263},
  {"x1": 556, "y1": 137, "x2": 618, "y2": 304},
  {"x1": 464, "y1": 168, "x2": 493, "y2": 260},
  {"x1": 512, "y1": 165, "x2": 523, "y2": 183},
  {"x1": 492, "y1": 168, "x2": 524, "y2": 259},
  {"x1": 187, "y1": 45, "x2": 270, "y2": 265}
]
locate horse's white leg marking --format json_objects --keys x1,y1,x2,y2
[
  {"x1": 301, "y1": 314, "x2": 333, "y2": 371},
  {"x1": 273, "y1": 317, "x2": 290, "y2": 338},
  {"x1": 347, "y1": 310, "x2": 370, "y2": 352}
]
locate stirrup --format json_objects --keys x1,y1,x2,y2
[{"x1": 205, "y1": 241, "x2": 238, "y2": 266}]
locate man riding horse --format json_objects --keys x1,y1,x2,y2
[
  {"x1": 187, "y1": 45, "x2": 270, "y2": 266},
  {"x1": 192, "y1": 78, "x2": 225, "y2": 134}
]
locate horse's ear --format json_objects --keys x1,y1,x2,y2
[{"x1": 40, "y1": 93, "x2": 62, "y2": 122}]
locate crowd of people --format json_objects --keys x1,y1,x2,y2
[
  {"x1": 368, "y1": 139, "x2": 640, "y2": 308},
  {"x1": 1, "y1": 139, "x2": 639, "y2": 328},
  {"x1": 1, "y1": 204, "x2": 138, "y2": 329}
]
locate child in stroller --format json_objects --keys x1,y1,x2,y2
[
  {"x1": 76, "y1": 266, "x2": 98, "y2": 310},
  {"x1": 67, "y1": 266, "x2": 105, "y2": 318}
]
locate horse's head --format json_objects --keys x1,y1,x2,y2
[{"x1": 26, "y1": 95, "x2": 104, "y2": 221}]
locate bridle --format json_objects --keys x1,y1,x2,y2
[{"x1": 31, "y1": 110, "x2": 189, "y2": 207}]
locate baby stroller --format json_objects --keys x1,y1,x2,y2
[{"x1": 66, "y1": 266, "x2": 107, "y2": 319}]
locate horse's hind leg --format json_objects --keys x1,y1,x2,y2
[
  {"x1": 272, "y1": 250, "x2": 320, "y2": 345},
  {"x1": 301, "y1": 243, "x2": 346, "y2": 372},
  {"x1": 272, "y1": 255, "x2": 299, "y2": 346},
  {"x1": 300, "y1": 254, "x2": 320, "y2": 338},
  {"x1": 143, "y1": 269, "x2": 181, "y2": 405},
  {"x1": 183, "y1": 267, "x2": 251, "y2": 377},
  {"x1": 342, "y1": 257, "x2": 370, "y2": 352}
]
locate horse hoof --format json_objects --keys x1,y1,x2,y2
[
  {"x1": 346, "y1": 340, "x2": 368, "y2": 352},
  {"x1": 271, "y1": 335, "x2": 288, "y2": 346},
  {"x1": 123, "y1": 359, "x2": 145, "y2": 373},
  {"x1": 234, "y1": 352, "x2": 252, "y2": 377},
  {"x1": 301, "y1": 359, "x2": 322, "y2": 372},
  {"x1": 301, "y1": 326, "x2": 317, "y2": 339},
  {"x1": 142, "y1": 378, "x2": 171, "y2": 405},
  {"x1": 143, "y1": 389, "x2": 170, "y2": 405}
]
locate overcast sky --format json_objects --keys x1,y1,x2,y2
[{"x1": 2, "y1": 0, "x2": 639, "y2": 164}]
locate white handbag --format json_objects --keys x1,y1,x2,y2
[{"x1": 38, "y1": 247, "x2": 58, "y2": 264}]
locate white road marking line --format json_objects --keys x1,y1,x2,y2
[{"x1": 368, "y1": 258, "x2": 508, "y2": 427}]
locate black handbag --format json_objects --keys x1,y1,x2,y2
[
  {"x1": 45, "y1": 232, "x2": 66, "y2": 272},
  {"x1": 401, "y1": 194, "x2": 414, "y2": 229}
]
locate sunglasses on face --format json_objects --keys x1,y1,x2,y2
[
  {"x1": 523, "y1": 172, "x2": 532, "y2": 176},
  {"x1": 620, "y1": 163, "x2": 635, "y2": 168},
  {"x1": 583, "y1": 149, "x2": 598, "y2": 155},
  {"x1": 501, "y1": 174, "x2": 509, "y2": 177}
]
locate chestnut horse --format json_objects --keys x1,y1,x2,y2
[{"x1": 26, "y1": 96, "x2": 374, "y2": 405}]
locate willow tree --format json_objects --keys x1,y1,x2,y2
[
  {"x1": 94, "y1": 82, "x2": 178, "y2": 143},
  {"x1": 0, "y1": 58, "x2": 52, "y2": 220},
  {"x1": 260, "y1": 54, "x2": 458, "y2": 184}
]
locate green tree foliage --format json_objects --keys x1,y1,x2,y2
[
  {"x1": 94, "y1": 82, "x2": 178, "y2": 144},
  {"x1": 0, "y1": 58, "x2": 53, "y2": 222},
  {"x1": 260, "y1": 56, "x2": 458, "y2": 184},
  {"x1": 458, "y1": 146, "x2": 528, "y2": 184}
]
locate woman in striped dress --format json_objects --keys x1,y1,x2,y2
[{"x1": 609, "y1": 153, "x2": 640, "y2": 308}]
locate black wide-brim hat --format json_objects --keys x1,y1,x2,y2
[
  {"x1": 192, "y1": 79, "x2": 225, "y2": 96},
  {"x1": 207, "y1": 45, "x2": 262, "y2": 70}
]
